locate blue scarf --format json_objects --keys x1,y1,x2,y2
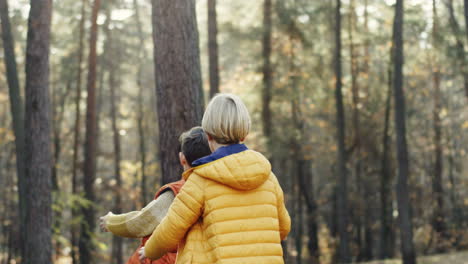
[{"x1": 192, "y1": 144, "x2": 248, "y2": 167}]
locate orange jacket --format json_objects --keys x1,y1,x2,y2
[{"x1": 126, "y1": 180, "x2": 185, "y2": 264}]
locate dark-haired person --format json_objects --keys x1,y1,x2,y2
[{"x1": 99, "y1": 126, "x2": 211, "y2": 264}]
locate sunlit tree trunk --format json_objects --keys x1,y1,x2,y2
[
  {"x1": 0, "y1": 0, "x2": 27, "y2": 258},
  {"x1": 80, "y1": 0, "x2": 101, "y2": 263},
  {"x1": 110, "y1": 61, "x2": 124, "y2": 264},
  {"x1": 334, "y1": 0, "x2": 350, "y2": 262},
  {"x1": 392, "y1": 1, "x2": 417, "y2": 263},
  {"x1": 151, "y1": 0, "x2": 204, "y2": 185},
  {"x1": 133, "y1": 0, "x2": 149, "y2": 205},
  {"x1": 208, "y1": 0, "x2": 220, "y2": 98},
  {"x1": 464, "y1": 0, "x2": 468, "y2": 41},
  {"x1": 23, "y1": 0, "x2": 53, "y2": 263},
  {"x1": 363, "y1": 0, "x2": 370, "y2": 97},
  {"x1": 106, "y1": 13, "x2": 124, "y2": 262},
  {"x1": 262, "y1": 0, "x2": 273, "y2": 140}
]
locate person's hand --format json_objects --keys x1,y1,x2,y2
[
  {"x1": 99, "y1": 213, "x2": 111, "y2": 232},
  {"x1": 139, "y1": 247, "x2": 146, "y2": 262}
]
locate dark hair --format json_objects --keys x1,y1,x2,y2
[{"x1": 179, "y1": 126, "x2": 211, "y2": 167}]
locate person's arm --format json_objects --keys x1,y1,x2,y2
[
  {"x1": 272, "y1": 173, "x2": 291, "y2": 240},
  {"x1": 103, "y1": 191, "x2": 175, "y2": 238},
  {"x1": 144, "y1": 175, "x2": 205, "y2": 260}
]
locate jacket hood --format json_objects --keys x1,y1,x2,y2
[{"x1": 191, "y1": 149, "x2": 272, "y2": 190}]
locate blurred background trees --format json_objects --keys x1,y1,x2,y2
[{"x1": 0, "y1": 0, "x2": 467, "y2": 263}]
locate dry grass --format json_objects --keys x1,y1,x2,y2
[{"x1": 361, "y1": 251, "x2": 468, "y2": 264}]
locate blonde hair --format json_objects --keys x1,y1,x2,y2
[{"x1": 202, "y1": 93, "x2": 251, "y2": 144}]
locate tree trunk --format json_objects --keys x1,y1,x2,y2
[
  {"x1": 348, "y1": 1, "x2": 367, "y2": 259},
  {"x1": 295, "y1": 191, "x2": 303, "y2": 264},
  {"x1": 151, "y1": 0, "x2": 204, "y2": 185},
  {"x1": 107, "y1": 15, "x2": 124, "y2": 264},
  {"x1": 262, "y1": 0, "x2": 273, "y2": 140},
  {"x1": 447, "y1": 134, "x2": 461, "y2": 230},
  {"x1": 362, "y1": 180, "x2": 373, "y2": 261},
  {"x1": 289, "y1": 41, "x2": 319, "y2": 262},
  {"x1": 392, "y1": 1, "x2": 417, "y2": 263},
  {"x1": 464, "y1": 0, "x2": 468, "y2": 42},
  {"x1": 447, "y1": 0, "x2": 468, "y2": 99},
  {"x1": 363, "y1": 0, "x2": 370, "y2": 97},
  {"x1": 51, "y1": 79, "x2": 72, "y2": 260},
  {"x1": 71, "y1": 0, "x2": 86, "y2": 263},
  {"x1": 297, "y1": 159, "x2": 319, "y2": 264},
  {"x1": 52, "y1": 80, "x2": 72, "y2": 191},
  {"x1": 208, "y1": 0, "x2": 220, "y2": 98},
  {"x1": 380, "y1": 67, "x2": 395, "y2": 260},
  {"x1": 334, "y1": 0, "x2": 350, "y2": 262},
  {"x1": 110, "y1": 67, "x2": 123, "y2": 264},
  {"x1": 80, "y1": 0, "x2": 101, "y2": 263},
  {"x1": 362, "y1": 2, "x2": 374, "y2": 259},
  {"x1": 133, "y1": 0, "x2": 149, "y2": 206},
  {"x1": 23, "y1": 0, "x2": 53, "y2": 263},
  {"x1": 0, "y1": 0, "x2": 27, "y2": 258},
  {"x1": 431, "y1": 0, "x2": 445, "y2": 239}
]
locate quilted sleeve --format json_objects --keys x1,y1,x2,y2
[
  {"x1": 105, "y1": 191, "x2": 175, "y2": 238},
  {"x1": 144, "y1": 175, "x2": 205, "y2": 260},
  {"x1": 272, "y1": 173, "x2": 291, "y2": 240}
]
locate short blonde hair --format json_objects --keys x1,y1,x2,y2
[{"x1": 202, "y1": 93, "x2": 251, "y2": 144}]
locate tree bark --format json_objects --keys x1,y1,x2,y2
[
  {"x1": 447, "y1": 133, "x2": 461, "y2": 229},
  {"x1": 362, "y1": 2, "x2": 374, "y2": 259},
  {"x1": 431, "y1": 0, "x2": 445, "y2": 239},
  {"x1": 295, "y1": 191, "x2": 303, "y2": 264},
  {"x1": 110, "y1": 65, "x2": 123, "y2": 264},
  {"x1": 71, "y1": 1, "x2": 86, "y2": 263},
  {"x1": 392, "y1": 1, "x2": 417, "y2": 263},
  {"x1": 289, "y1": 41, "x2": 319, "y2": 263},
  {"x1": 464, "y1": 0, "x2": 468, "y2": 42},
  {"x1": 380, "y1": 67, "x2": 395, "y2": 260},
  {"x1": 363, "y1": 0, "x2": 370, "y2": 97},
  {"x1": 51, "y1": 79, "x2": 72, "y2": 260},
  {"x1": 106, "y1": 14, "x2": 124, "y2": 263},
  {"x1": 262, "y1": 0, "x2": 273, "y2": 140},
  {"x1": 334, "y1": 0, "x2": 350, "y2": 262},
  {"x1": 289, "y1": 46, "x2": 303, "y2": 264},
  {"x1": 133, "y1": 0, "x2": 149, "y2": 206},
  {"x1": 447, "y1": 0, "x2": 468, "y2": 99},
  {"x1": 80, "y1": 0, "x2": 101, "y2": 263},
  {"x1": 208, "y1": 0, "x2": 220, "y2": 98},
  {"x1": 151, "y1": 0, "x2": 204, "y2": 185},
  {"x1": 0, "y1": 0, "x2": 27, "y2": 258},
  {"x1": 297, "y1": 158, "x2": 319, "y2": 264},
  {"x1": 348, "y1": 1, "x2": 368, "y2": 260},
  {"x1": 23, "y1": 0, "x2": 53, "y2": 263},
  {"x1": 52, "y1": 80, "x2": 72, "y2": 191}
]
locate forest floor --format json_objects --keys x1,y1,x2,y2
[
  {"x1": 360, "y1": 250, "x2": 468, "y2": 264},
  {"x1": 3, "y1": 251, "x2": 468, "y2": 264}
]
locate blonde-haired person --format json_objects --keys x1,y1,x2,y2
[{"x1": 140, "y1": 93, "x2": 291, "y2": 264}]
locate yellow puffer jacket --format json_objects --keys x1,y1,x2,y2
[{"x1": 144, "y1": 149, "x2": 291, "y2": 264}]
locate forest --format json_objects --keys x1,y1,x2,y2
[{"x1": 0, "y1": 0, "x2": 467, "y2": 264}]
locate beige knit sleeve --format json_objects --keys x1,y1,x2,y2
[{"x1": 105, "y1": 191, "x2": 175, "y2": 238}]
